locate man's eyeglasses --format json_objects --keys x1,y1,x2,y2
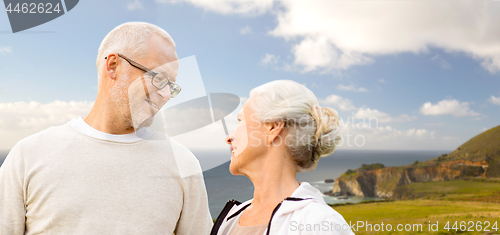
[{"x1": 105, "y1": 54, "x2": 181, "y2": 98}]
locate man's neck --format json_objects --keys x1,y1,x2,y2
[{"x1": 84, "y1": 98, "x2": 135, "y2": 135}]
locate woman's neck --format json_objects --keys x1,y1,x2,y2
[
  {"x1": 247, "y1": 151, "x2": 299, "y2": 209},
  {"x1": 237, "y1": 147, "x2": 300, "y2": 226}
]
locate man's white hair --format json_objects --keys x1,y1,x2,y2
[{"x1": 96, "y1": 22, "x2": 176, "y2": 80}]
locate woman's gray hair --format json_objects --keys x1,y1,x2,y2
[
  {"x1": 249, "y1": 80, "x2": 341, "y2": 172},
  {"x1": 96, "y1": 22, "x2": 176, "y2": 81}
]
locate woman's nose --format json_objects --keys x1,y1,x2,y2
[{"x1": 225, "y1": 135, "x2": 234, "y2": 145}]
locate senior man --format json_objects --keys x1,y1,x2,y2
[{"x1": 0, "y1": 22, "x2": 212, "y2": 234}]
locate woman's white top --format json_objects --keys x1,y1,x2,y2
[{"x1": 214, "y1": 182, "x2": 355, "y2": 235}]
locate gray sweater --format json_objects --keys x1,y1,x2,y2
[{"x1": 0, "y1": 122, "x2": 212, "y2": 234}]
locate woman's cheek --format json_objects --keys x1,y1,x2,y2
[{"x1": 237, "y1": 123, "x2": 249, "y2": 152}]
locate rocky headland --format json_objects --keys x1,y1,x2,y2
[{"x1": 325, "y1": 125, "x2": 500, "y2": 199}]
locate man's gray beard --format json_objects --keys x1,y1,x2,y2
[
  {"x1": 109, "y1": 80, "x2": 133, "y2": 126},
  {"x1": 131, "y1": 109, "x2": 154, "y2": 130},
  {"x1": 110, "y1": 74, "x2": 157, "y2": 131},
  {"x1": 109, "y1": 78, "x2": 153, "y2": 130}
]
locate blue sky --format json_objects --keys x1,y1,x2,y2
[{"x1": 1, "y1": 0, "x2": 499, "y2": 151}]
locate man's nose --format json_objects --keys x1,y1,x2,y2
[{"x1": 157, "y1": 86, "x2": 171, "y2": 102}]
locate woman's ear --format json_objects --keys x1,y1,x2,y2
[{"x1": 266, "y1": 121, "x2": 285, "y2": 145}]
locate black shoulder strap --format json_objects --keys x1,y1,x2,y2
[
  {"x1": 265, "y1": 202, "x2": 282, "y2": 235},
  {"x1": 285, "y1": 197, "x2": 313, "y2": 201},
  {"x1": 265, "y1": 197, "x2": 313, "y2": 235},
  {"x1": 226, "y1": 203, "x2": 251, "y2": 221},
  {"x1": 210, "y1": 199, "x2": 241, "y2": 235},
  {"x1": 211, "y1": 197, "x2": 313, "y2": 235}
]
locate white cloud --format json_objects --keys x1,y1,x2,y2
[
  {"x1": 420, "y1": 99, "x2": 480, "y2": 117},
  {"x1": 321, "y1": 95, "x2": 414, "y2": 124},
  {"x1": 320, "y1": 94, "x2": 356, "y2": 111},
  {"x1": 472, "y1": 116, "x2": 487, "y2": 121},
  {"x1": 272, "y1": 1, "x2": 500, "y2": 73},
  {"x1": 260, "y1": 53, "x2": 280, "y2": 65},
  {"x1": 488, "y1": 95, "x2": 500, "y2": 105},
  {"x1": 353, "y1": 108, "x2": 415, "y2": 124},
  {"x1": 158, "y1": 0, "x2": 274, "y2": 16},
  {"x1": 291, "y1": 37, "x2": 372, "y2": 72},
  {"x1": 390, "y1": 128, "x2": 428, "y2": 138},
  {"x1": 378, "y1": 79, "x2": 386, "y2": 84},
  {"x1": 127, "y1": 0, "x2": 144, "y2": 10},
  {"x1": 480, "y1": 56, "x2": 500, "y2": 74},
  {"x1": 336, "y1": 83, "x2": 367, "y2": 92},
  {"x1": 337, "y1": 120, "x2": 447, "y2": 150},
  {"x1": 431, "y1": 55, "x2": 452, "y2": 69},
  {"x1": 442, "y1": 136, "x2": 461, "y2": 142},
  {"x1": 240, "y1": 25, "x2": 252, "y2": 35},
  {"x1": 415, "y1": 129, "x2": 427, "y2": 137},
  {"x1": 0, "y1": 47, "x2": 12, "y2": 54},
  {"x1": 171, "y1": 1, "x2": 500, "y2": 73},
  {"x1": 0, "y1": 101, "x2": 94, "y2": 150}
]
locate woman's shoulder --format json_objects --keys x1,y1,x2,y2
[
  {"x1": 295, "y1": 199, "x2": 344, "y2": 219},
  {"x1": 289, "y1": 202, "x2": 355, "y2": 234},
  {"x1": 287, "y1": 182, "x2": 347, "y2": 221},
  {"x1": 211, "y1": 199, "x2": 253, "y2": 235},
  {"x1": 221, "y1": 198, "x2": 253, "y2": 221}
]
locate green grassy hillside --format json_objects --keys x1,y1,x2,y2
[
  {"x1": 333, "y1": 180, "x2": 500, "y2": 234},
  {"x1": 393, "y1": 179, "x2": 500, "y2": 201},
  {"x1": 330, "y1": 126, "x2": 500, "y2": 234},
  {"x1": 429, "y1": 125, "x2": 500, "y2": 164}
]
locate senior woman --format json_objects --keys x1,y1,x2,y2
[{"x1": 210, "y1": 80, "x2": 354, "y2": 235}]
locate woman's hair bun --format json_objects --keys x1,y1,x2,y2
[
  {"x1": 248, "y1": 80, "x2": 342, "y2": 172},
  {"x1": 310, "y1": 105, "x2": 342, "y2": 158}
]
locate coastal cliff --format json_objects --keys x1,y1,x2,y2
[
  {"x1": 329, "y1": 160, "x2": 486, "y2": 198},
  {"x1": 327, "y1": 125, "x2": 500, "y2": 198}
]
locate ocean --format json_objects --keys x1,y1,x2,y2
[
  {"x1": 0, "y1": 149, "x2": 447, "y2": 219},
  {"x1": 199, "y1": 149, "x2": 446, "y2": 218}
]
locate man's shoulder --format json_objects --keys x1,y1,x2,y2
[
  {"x1": 167, "y1": 137, "x2": 202, "y2": 178},
  {"x1": 148, "y1": 131, "x2": 196, "y2": 159},
  {"x1": 7, "y1": 123, "x2": 77, "y2": 163},
  {"x1": 16, "y1": 123, "x2": 75, "y2": 150},
  {"x1": 167, "y1": 137, "x2": 196, "y2": 160},
  {"x1": 149, "y1": 131, "x2": 202, "y2": 178}
]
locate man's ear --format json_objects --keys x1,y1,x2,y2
[
  {"x1": 266, "y1": 121, "x2": 285, "y2": 145},
  {"x1": 106, "y1": 54, "x2": 118, "y2": 80}
]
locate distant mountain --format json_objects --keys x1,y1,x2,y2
[{"x1": 327, "y1": 125, "x2": 500, "y2": 198}]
